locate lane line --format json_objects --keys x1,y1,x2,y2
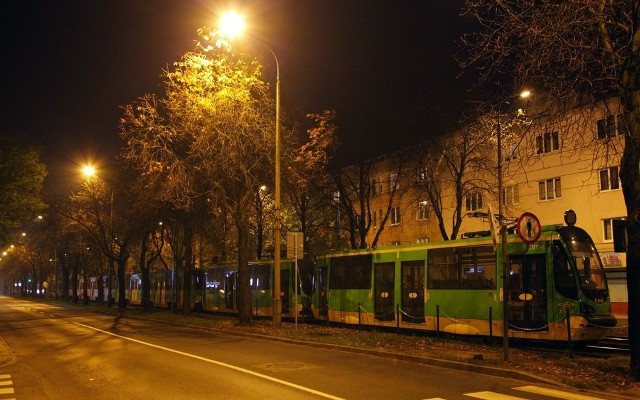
[
  {"x1": 73, "y1": 321, "x2": 345, "y2": 400},
  {"x1": 514, "y1": 385, "x2": 606, "y2": 400},
  {"x1": 465, "y1": 392, "x2": 527, "y2": 400}
]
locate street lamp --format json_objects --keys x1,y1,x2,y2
[
  {"x1": 81, "y1": 164, "x2": 115, "y2": 306},
  {"x1": 497, "y1": 89, "x2": 531, "y2": 361},
  {"x1": 219, "y1": 11, "x2": 283, "y2": 327}
]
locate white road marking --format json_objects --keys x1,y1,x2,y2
[
  {"x1": 465, "y1": 392, "x2": 528, "y2": 400},
  {"x1": 514, "y1": 385, "x2": 606, "y2": 400},
  {"x1": 73, "y1": 321, "x2": 345, "y2": 400}
]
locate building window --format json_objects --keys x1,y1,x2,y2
[
  {"x1": 372, "y1": 177, "x2": 383, "y2": 195},
  {"x1": 600, "y1": 166, "x2": 620, "y2": 191},
  {"x1": 503, "y1": 185, "x2": 519, "y2": 206},
  {"x1": 603, "y1": 218, "x2": 625, "y2": 241},
  {"x1": 417, "y1": 200, "x2": 429, "y2": 221},
  {"x1": 597, "y1": 114, "x2": 625, "y2": 139},
  {"x1": 390, "y1": 206, "x2": 401, "y2": 225},
  {"x1": 416, "y1": 237, "x2": 429, "y2": 244},
  {"x1": 465, "y1": 193, "x2": 483, "y2": 212},
  {"x1": 504, "y1": 143, "x2": 519, "y2": 161},
  {"x1": 416, "y1": 167, "x2": 427, "y2": 184},
  {"x1": 535, "y1": 131, "x2": 559, "y2": 154},
  {"x1": 538, "y1": 178, "x2": 561, "y2": 200},
  {"x1": 389, "y1": 173, "x2": 399, "y2": 192}
]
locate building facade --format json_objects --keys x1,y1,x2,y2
[{"x1": 357, "y1": 100, "x2": 629, "y2": 316}]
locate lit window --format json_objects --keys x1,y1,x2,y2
[
  {"x1": 538, "y1": 178, "x2": 561, "y2": 200},
  {"x1": 600, "y1": 166, "x2": 620, "y2": 191}
]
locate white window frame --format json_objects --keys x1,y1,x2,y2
[
  {"x1": 600, "y1": 166, "x2": 620, "y2": 191},
  {"x1": 597, "y1": 114, "x2": 625, "y2": 139},
  {"x1": 603, "y1": 217, "x2": 625, "y2": 242},
  {"x1": 504, "y1": 185, "x2": 519, "y2": 206},
  {"x1": 389, "y1": 173, "x2": 399, "y2": 192},
  {"x1": 372, "y1": 177, "x2": 383, "y2": 195},
  {"x1": 465, "y1": 192, "x2": 483, "y2": 212},
  {"x1": 538, "y1": 178, "x2": 561, "y2": 201},
  {"x1": 390, "y1": 206, "x2": 401, "y2": 226},
  {"x1": 536, "y1": 131, "x2": 560, "y2": 154},
  {"x1": 417, "y1": 200, "x2": 429, "y2": 221}
]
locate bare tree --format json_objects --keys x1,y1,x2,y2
[
  {"x1": 462, "y1": 0, "x2": 640, "y2": 378},
  {"x1": 120, "y1": 30, "x2": 285, "y2": 324},
  {"x1": 333, "y1": 151, "x2": 407, "y2": 249},
  {"x1": 413, "y1": 115, "x2": 495, "y2": 240},
  {"x1": 287, "y1": 111, "x2": 339, "y2": 255}
]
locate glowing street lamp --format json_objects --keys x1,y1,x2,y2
[
  {"x1": 219, "y1": 11, "x2": 283, "y2": 327},
  {"x1": 82, "y1": 164, "x2": 96, "y2": 178},
  {"x1": 79, "y1": 163, "x2": 115, "y2": 306}
]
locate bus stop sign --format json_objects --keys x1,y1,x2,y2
[{"x1": 516, "y1": 212, "x2": 541, "y2": 244}]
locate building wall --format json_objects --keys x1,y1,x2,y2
[{"x1": 361, "y1": 101, "x2": 628, "y2": 316}]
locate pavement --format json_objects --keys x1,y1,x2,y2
[{"x1": 0, "y1": 300, "x2": 636, "y2": 400}]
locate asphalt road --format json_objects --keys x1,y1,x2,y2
[{"x1": 0, "y1": 297, "x2": 619, "y2": 399}]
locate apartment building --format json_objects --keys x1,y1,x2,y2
[{"x1": 360, "y1": 101, "x2": 629, "y2": 316}]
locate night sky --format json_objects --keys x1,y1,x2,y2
[{"x1": 1, "y1": 0, "x2": 475, "y2": 192}]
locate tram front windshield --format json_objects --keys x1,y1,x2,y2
[{"x1": 561, "y1": 227, "x2": 608, "y2": 302}]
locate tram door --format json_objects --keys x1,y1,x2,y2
[
  {"x1": 317, "y1": 266, "x2": 328, "y2": 318},
  {"x1": 281, "y1": 272, "x2": 290, "y2": 313},
  {"x1": 507, "y1": 255, "x2": 547, "y2": 330},
  {"x1": 224, "y1": 272, "x2": 236, "y2": 309},
  {"x1": 401, "y1": 261, "x2": 425, "y2": 323},
  {"x1": 374, "y1": 262, "x2": 395, "y2": 321}
]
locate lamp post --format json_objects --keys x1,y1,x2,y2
[
  {"x1": 219, "y1": 11, "x2": 282, "y2": 327},
  {"x1": 81, "y1": 164, "x2": 115, "y2": 306},
  {"x1": 497, "y1": 90, "x2": 530, "y2": 361}
]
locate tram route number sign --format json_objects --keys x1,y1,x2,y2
[{"x1": 516, "y1": 212, "x2": 541, "y2": 244}]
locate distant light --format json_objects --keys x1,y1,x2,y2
[
  {"x1": 520, "y1": 90, "x2": 531, "y2": 99},
  {"x1": 219, "y1": 11, "x2": 245, "y2": 39}
]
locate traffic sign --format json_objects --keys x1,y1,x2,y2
[{"x1": 516, "y1": 212, "x2": 541, "y2": 244}]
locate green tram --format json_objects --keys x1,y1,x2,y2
[
  {"x1": 201, "y1": 259, "x2": 306, "y2": 317},
  {"x1": 311, "y1": 211, "x2": 617, "y2": 342},
  {"x1": 127, "y1": 259, "x2": 308, "y2": 318}
]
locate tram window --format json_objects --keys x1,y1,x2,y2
[
  {"x1": 250, "y1": 265, "x2": 270, "y2": 290},
  {"x1": 552, "y1": 241, "x2": 578, "y2": 299},
  {"x1": 427, "y1": 246, "x2": 496, "y2": 290},
  {"x1": 329, "y1": 255, "x2": 372, "y2": 289}
]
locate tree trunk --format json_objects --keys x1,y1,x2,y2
[
  {"x1": 182, "y1": 224, "x2": 193, "y2": 314},
  {"x1": 139, "y1": 234, "x2": 152, "y2": 312},
  {"x1": 236, "y1": 212, "x2": 253, "y2": 324},
  {"x1": 117, "y1": 258, "x2": 127, "y2": 309}
]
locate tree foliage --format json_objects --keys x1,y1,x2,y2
[
  {"x1": 119, "y1": 30, "x2": 283, "y2": 323},
  {"x1": 462, "y1": 0, "x2": 640, "y2": 379},
  {"x1": 0, "y1": 136, "x2": 47, "y2": 245}
]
